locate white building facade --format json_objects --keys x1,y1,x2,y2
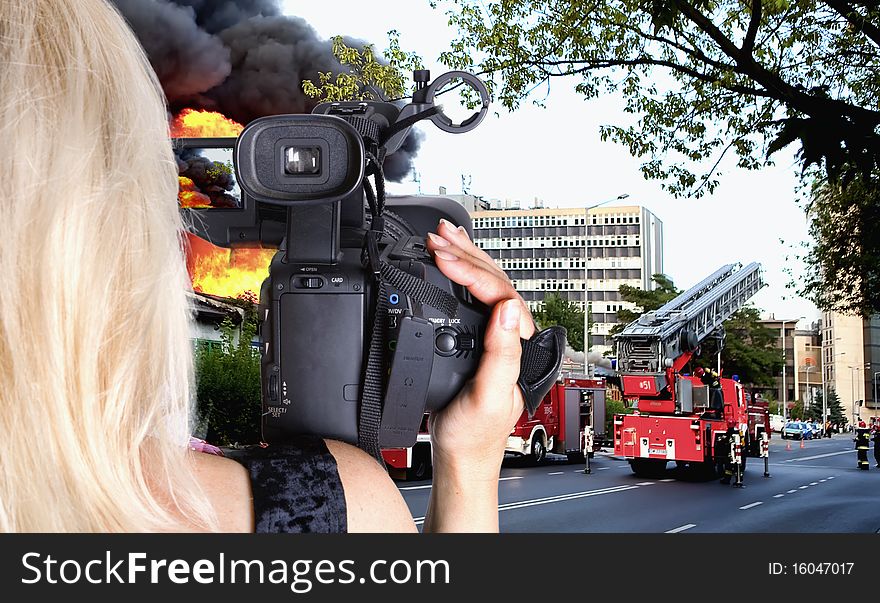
[{"x1": 471, "y1": 204, "x2": 663, "y2": 356}]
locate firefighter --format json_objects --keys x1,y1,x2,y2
[
  {"x1": 855, "y1": 426, "x2": 871, "y2": 470},
  {"x1": 717, "y1": 426, "x2": 739, "y2": 485},
  {"x1": 697, "y1": 366, "x2": 724, "y2": 419}
]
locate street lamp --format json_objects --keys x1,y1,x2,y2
[
  {"x1": 781, "y1": 317, "x2": 804, "y2": 422},
  {"x1": 848, "y1": 364, "x2": 868, "y2": 426},
  {"x1": 583, "y1": 193, "x2": 629, "y2": 375}
]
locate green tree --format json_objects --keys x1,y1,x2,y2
[
  {"x1": 303, "y1": 32, "x2": 424, "y2": 102},
  {"x1": 825, "y1": 387, "x2": 848, "y2": 426},
  {"x1": 195, "y1": 306, "x2": 262, "y2": 446},
  {"x1": 434, "y1": 0, "x2": 880, "y2": 313},
  {"x1": 792, "y1": 174, "x2": 880, "y2": 316},
  {"x1": 612, "y1": 273, "x2": 679, "y2": 336},
  {"x1": 697, "y1": 306, "x2": 783, "y2": 387},
  {"x1": 534, "y1": 293, "x2": 584, "y2": 351}
]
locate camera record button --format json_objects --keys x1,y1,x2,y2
[{"x1": 434, "y1": 328, "x2": 458, "y2": 356}]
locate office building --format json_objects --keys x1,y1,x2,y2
[{"x1": 471, "y1": 204, "x2": 663, "y2": 356}]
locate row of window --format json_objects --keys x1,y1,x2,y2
[
  {"x1": 512, "y1": 280, "x2": 586, "y2": 291},
  {"x1": 497, "y1": 258, "x2": 588, "y2": 270},
  {"x1": 473, "y1": 214, "x2": 640, "y2": 229},
  {"x1": 475, "y1": 236, "x2": 639, "y2": 249}
]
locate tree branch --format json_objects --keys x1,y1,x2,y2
[
  {"x1": 742, "y1": 0, "x2": 762, "y2": 56},
  {"x1": 677, "y1": 1, "x2": 880, "y2": 125},
  {"x1": 824, "y1": 0, "x2": 880, "y2": 48}
]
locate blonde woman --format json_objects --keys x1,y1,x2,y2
[{"x1": 0, "y1": 0, "x2": 533, "y2": 532}]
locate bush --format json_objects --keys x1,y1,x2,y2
[{"x1": 195, "y1": 316, "x2": 261, "y2": 446}]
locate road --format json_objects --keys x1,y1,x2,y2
[{"x1": 397, "y1": 433, "x2": 880, "y2": 532}]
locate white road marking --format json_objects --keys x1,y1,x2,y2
[
  {"x1": 809, "y1": 482, "x2": 819, "y2": 486},
  {"x1": 739, "y1": 502, "x2": 764, "y2": 510},
  {"x1": 401, "y1": 475, "x2": 522, "y2": 491},
  {"x1": 597, "y1": 467, "x2": 610, "y2": 471},
  {"x1": 636, "y1": 482, "x2": 655, "y2": 486},
  {"x1": 548, "y1": 472, "x2": 564, "y2": 475},
  {"x1": 828, "y1": 476, "x2": 836, "y2": 480},
  {"x1": 798, "y1": 485, "x2": 809, "y2": 489},
  {"x1": 787, "y1": 489, "x2": 798, "y2": 493},
  {"x1": 412, "y1": 484, "x2": 640, "y2": 525},
  {"x1": 666, "y1": 524, "x2": 696, "y2": 533},
  {"x1": 773, "y1": 494, "x2": 785, "y2": 498},
  {"x1": 788, "y1": 450, "x2": 855, "y2": 462},
  {"x1": 819, "y1": 479, "x2": 827, "y2": 483},
  {"x1": 660, "y1": 478, "x2": 675, "y2": 482}
]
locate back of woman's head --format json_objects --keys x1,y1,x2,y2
[{"x1": 0, "y1": 0, "x2": 215, "y2": 531}]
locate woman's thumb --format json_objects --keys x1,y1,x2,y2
[{"x1": 472, "y1": 299, "x2": 524, "y2": 400}]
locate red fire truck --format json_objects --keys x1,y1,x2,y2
[
  {"x1": 382, "y1": 375, "x2": 608, "y2": 479},
  {"x1": 613, "y1": 263, "x2": 769, "y2": 481},
  {"x1": 506, "y1": 375, "x2": 606, "y2": 463}
]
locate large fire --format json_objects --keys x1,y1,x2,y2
[
  {"x1": 178, "y1": 176, "x2": 212, "y2": 208},
  {"x1": 171, "y1": 108, "x2": 243, "y2": 138},
  {"x1": 185, "y1": 233, "x2": 275, "y2": 300},
  {"x1": 175, "y1": 109, "x2": 274, "y2": 300}
]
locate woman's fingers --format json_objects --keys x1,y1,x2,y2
[
  {"x1": 427, "y1": 226, "x2": 535, "y2": 340},
  {"x1": 437, "y1": 219, "x2": 509, "y2": 279}
]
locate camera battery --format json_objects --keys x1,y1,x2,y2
[{"x1": 379, "y1": 314, "x2": 434, "y2": 448}]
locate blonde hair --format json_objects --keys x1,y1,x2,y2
[{"x1": 0, "y1": 0, "x2": 217, "y2": 531}]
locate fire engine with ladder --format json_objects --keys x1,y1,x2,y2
[{"x1": 612, "y1": 263, "x2": 772, "y2": 485}]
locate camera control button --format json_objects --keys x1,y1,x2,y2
[
  {"x1": 434, "y1": 329, "x2": 457, "y2": 356},
  {"x1": 457, "y1": 333, "x2": 476, "y2": 351},
  {"x1": 298, "y1": 276, "x2": 324, "y2": 289}
]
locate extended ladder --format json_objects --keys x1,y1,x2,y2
[{"x1": 615, "y1": 263, "x2": 765, "y2": 372}]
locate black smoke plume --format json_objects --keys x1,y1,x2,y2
[{"x1": 111, "y1": 0, "x2": 419, "y2": 181}]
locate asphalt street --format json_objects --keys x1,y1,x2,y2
[{"x1": 397, "y1": 433, "x2": 880, "y2": 532}]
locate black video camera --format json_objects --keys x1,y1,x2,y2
[{"x1": 177, "y1": 70, "x2": 565, "y2": 458}]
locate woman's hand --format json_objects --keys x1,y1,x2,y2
[{"x1": 421, "y1": 219, "x2": 535, "y2": 531}]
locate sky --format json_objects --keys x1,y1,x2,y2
[{"x1": 282, "y1": 0, "x2": 819, "y2": 328}]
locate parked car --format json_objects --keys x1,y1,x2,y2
[{"x1": 781, "y1": 421, "x2": 813, "y2": 440}]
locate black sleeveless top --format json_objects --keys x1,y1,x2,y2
[{"x1": 231, "y1": 436, "x2": 348, "y2": 533}]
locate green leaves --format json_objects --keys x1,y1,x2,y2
[
  {"x1": 534, "y1": 293, "x2": 585, "y2": 351},
  {"x1": 433, "y1": 0, "x2": 880, "y2": 197},
  {"x1": 194, "y1": 299, "x2": 262, "y2": 446},
  {"x1": 793, "y1": 172, "x2": 880, "y2": 315},
  {"x1": 302, "y1": 32, "x2": 424, "y2": 102}
]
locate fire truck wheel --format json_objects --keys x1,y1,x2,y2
[
  {"x1": 530, "y1": 434, "x2": 547, "y2": 464},
  {"x1": 630, "y1": 458, "x2": 666, "y2": 478}
]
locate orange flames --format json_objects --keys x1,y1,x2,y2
[
  {"x1": 176, "y1": 109, "x2": 273, "y2": 300},
  {"x1": 171, "y1": 108, "x2": 243, "y2": 138},
  {"x1": 185, "y1": 233, "x2": 276, "y2": 300},
  {"x1": 178, "y1": 176, "x2": 212, "y2": 208}
]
